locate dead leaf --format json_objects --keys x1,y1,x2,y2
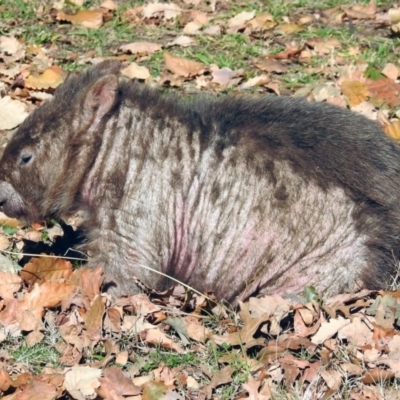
[
  {"x1": 320, "y1": 369, "x2": 341, "y2": 391},
  {"x1": 164, "y1": 53, "x2": 205, "y2": 77},
  {"x1": 57, "y1": 10, "x2": 104, "y2": 28},
  {"x1": 383, "y1": 119, "x2": 400, "y2": 141},
  {"x1": 100, "y1": 0, "x2": 117, "y2": 10},
  {"x1": 241, "y1": 75, "x2": 269, "y2": 89},
  {"x1": 366, "y1": 78, "x2": 400, "y2": 108},
  {"x1": 361, "y1": 368, "x2": 395, "y2": 384},
  {"x1": 389, "y1": 8, "x2": 400, "y2": 24},
  {"x1": 14, "y1": 377, "x2": 58, "y2": 400},
  {"x1": 96, "y1": 366, "x2": 140, "y2": 398},
  {"x1": 340, "y1": 80, "x2": 369, "y2": 107},
  {"x1": 306, "y1": 37, "x2": 341, "y2": 55},
  {"x1": 183, "y1": 21, "x2": 202, "y2": 34},
  {"x1": 68, "y1": 267, "x2": 104, "y2": 300},
  {"x1": 0, "y1": 96, "x2": 29, "y2": 129},
  {"x1": 203, "y1": 366, "x2": 235, "y2": 399},
  {"x1": 255, "y1": 59, "x2": 288, "y2": 74},
  {"x1": 0, "y1": 234, "x2": 9, "y2": 250},
  {"x1": 211, "y1": 67, "x2": 237, "y2": 86},
  {"x1": 119, "y1": 42, "x2": 161, "y2": 54},
  {"x1": 0, "y1": 36, "x2": 25, "y2": 62},
  {"x1": 274, "y1": 23, "x2": 304, "y2": 35},
  {"x1": 64, "y1": 366, "x2": 102, "y2": 399},
  {"x1": 311, "y1": 316, "x2": 350, "y2": 344},
  {"x1": 168, "y1": 35, "x2": 194, "y2": 47},
  {"x1": 144, "y1": 328, "x2": 184, "y2": 353},
  {"x1": 84, "y1": 294, "x2": 105, "y2": 330},
  {"x1": 23, "y1": 281, "x2": 76, "y2": 319},
  {"x1": 0, "y1": 271, "x2": 22, "y2": 300},
  {"x1": 121, "y1": 62, "x2": 151, "y2": 80},
  {"x1": 142, "y1": 2, "x2": 181, "y2": 20},
  {"x1": 21, "y1": 257, "x2": 73, "y2": 286},
  {"x1": 25, "y1": 65, "x2": 67, "y2": 90},
  {"x1": 382, "y1": 63, "x2": 399, "y2": 81},
  {"x1": 228, "y1": 10, "x2": 255, "y2": 33}
]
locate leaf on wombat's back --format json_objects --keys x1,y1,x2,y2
[
  {"x1": 0, "y1": 96, "x2": 29, "y2": 130},
  {"x1": 56, "y1": 10, "x2": 104, "y2": 28},
  {"x1": 25, "y1": 65, "x2": 67, "y2": 90}
]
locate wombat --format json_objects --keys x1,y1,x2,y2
[{"x1": 0, "y1": 60, "x2": 399, "y2": 303}]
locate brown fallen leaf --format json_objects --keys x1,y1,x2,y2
[
  {"x1": 0, "y1": 96, "x2": 29, "y2": 129},
  {"x1": 270, "y1": 45, "x2": 304, "y2": 60},
  {"x1": 366, "y1": 78, "x2": 400, "y2": 108},
  {"x1": 361, "y1": 368, "x2": 395, "y2": 384},
  {"x1": 142, "y1": 2, "x2": 181, "y2": 20},
  {"x1": 211, "y1": 67, "x2": 237, "y2": 86},
  {"x1": 57, "y1": 10, "x2": 104, "y2": 28},
  {"x1": 382, "y1": 63, "x2": 399, "y2": 81},
  {"x1": 255, "y1": 58, "x2": 288, "y2": 73},
  {"x1": 228, "y1": 10, "x2": 255, "y2": 33},
  {"x1": 306, "y1": 37, "x2": 341, "y2": 55},
  {"x1": 121, "y1": 62, "x2": 151, "y2": 81},
  {"x1": 25, "y1": 65, "x2": 66, "y2": 90},
  {"x1": 311, "y1": 316, "x2": 350, "y2": 344},
  {"x1": 143, "y1": 328, "x2": 184, "y2": 353},
  {"x1": 100, "y1": 0, "x2": 117, "y2": 10},
  {"x1": 164, "y1": 53, "x2": 205, "y2": 77},
  {"x1": 383, "y1": 119, "x2": 400, "y2": 141},
  {"x1": 68, "y1": 267, "x2": 104, "y2": 301},
  {"x1": 84, "y1": 294, "x2": 105, "y2": 330},
  {"x1": 0, "y1": 36, "x2": 25, "y2": 62},
  {"x1": 119, "y1": 42, "x2": 161, "y2": 54},
  {"x1": 274, "y1": 23, "x2": 304, "y2": 35},
  {"x1": 203, "y1": 366, "x2": 235, "y2": 399},
  {"x1": 64, "y1": 366, "x2": 102, "y2": 399},
  {"x1": 340, "y1": 80, "x2": 369, "y2": 107},
  {"x1": 320, "y1": 369, "x2": 341, "y2": 391},
  {"x1": 23, "y1": 281, "x2": 76, "y2": 319},
  {"x1": 96, "y1": 366, "x2": 141, "y2": 398},
  {"x1": 0, "y1": 271, "x2": 22, "y2": 301},
  {"x1": 14, "y1": 377, "x2": 58, "y2": 400},
  {"x1": 0, "y1": 370, "x2": 13, "y2": 391},
  {"x1": 21, "y1": 257, "x2": 73, "y2": 286}
]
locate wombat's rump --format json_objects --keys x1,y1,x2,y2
[{"x1": 0, "y1": 61, "x2": 399, "y2": 302}]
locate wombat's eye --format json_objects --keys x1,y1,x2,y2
[{"x1": 19, "y1": 154, "x2": 33, "y2": 165}]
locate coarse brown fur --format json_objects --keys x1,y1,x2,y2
[{"x1": 0, "y1": 60, "x2": 399, "y2": 303}]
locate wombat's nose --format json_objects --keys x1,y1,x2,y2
[{"x1": 0, "y1": 197, "x2": 6, "y2": 211}]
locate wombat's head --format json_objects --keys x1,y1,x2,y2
[{"x1": 0, "y1": 60, "x2": 122, "y2": 223}]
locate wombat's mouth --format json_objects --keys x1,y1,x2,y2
[
  {"x1": 0, "y1": 203, "x2": 38, "y2": 225},
  {"x1": 0, "y1": 182, "x2": 39, "y2": 224}
]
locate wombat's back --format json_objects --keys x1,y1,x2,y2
[{"x1": 85, "y1": 79, "x2": 400, "y2": 301}]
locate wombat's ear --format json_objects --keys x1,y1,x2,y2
[
  {"x1": 83, "y1": 74, "x2": 119, "y2": 124},
  {"x1": 93, "y1": 60, "x2": 121, "y2": 75}
]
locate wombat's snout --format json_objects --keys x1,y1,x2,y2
[
  {"x1": 0, "y1": 181, "x2": 26, "y2": 220},
  {"x1": 0, "y1": 183, "x2": 9, "y2": 210}
]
